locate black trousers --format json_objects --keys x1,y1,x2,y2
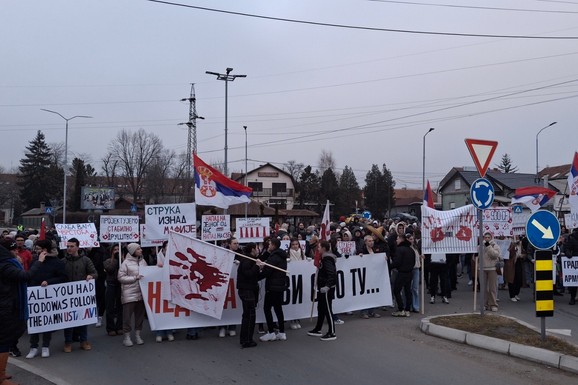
[
  {"x1": 393, "y1": 271, "x2": 412, "y2": 311},
  {"x1": 105, "y1": 282, "x2": 123, "y2": 332},
  {"x1": 263, "y1": 291, "x2": 284, "y2": 333},
  {"x1": 314, "y1": 288, "x2": 335, "y2": 335},
  {"x1": 238, "y1": 288, "x2": 258, "y2": 345},
  {"x1": 429, "y1": 263, "x2": 450, "y2": 297},
  {"x1": 508, "y1": 258, "x2": 523, "y2": 298}
]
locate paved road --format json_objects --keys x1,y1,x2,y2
[{"x1": 8, "y1": 278, "x2": 578, "y2": 385}]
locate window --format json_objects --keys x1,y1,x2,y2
[
  {"x1": 454, "y1": 179, "x2": 461, "y2": 190},
  {"x1": 450, "y1": 202, "x2": 456, "y2": 209},
  {"x1": 272, "y1": 183, "x2": 287, "y2": 196},
  {"x1": 248, "y1": 182, "x2": 262, "y2": 191}
]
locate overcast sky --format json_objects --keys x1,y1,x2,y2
[{"x1": 2, "y1": 0, "x2": 578, "y2": 189}]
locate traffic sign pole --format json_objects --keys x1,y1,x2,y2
[{"x1": 478, "y1": 209, "x2": 485, "y2": 315}]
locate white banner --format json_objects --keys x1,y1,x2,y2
[
  {"x1": 55, "y1": 223, "x2": 100, "y2": 249},
  {"x1": 565, "y1": 213, "x2": 578, "y2": 230},
  {"x1": 27, "y1": 281, "x2": 97, "y2": 333},
  {"x1": 166, "y1": 232, "x2": 234, "y2": 319},
  {"x1": 494, "y1": 239, "x2": 511, "y2": 260},
  {"x1": 140, "y1": 253, "x2": 392, "y2": 330},
  {"x1": 561, "y1": 257, "x2": 578, "y2": 287},
  {"x1": 421, "y1": 205, "x2": 478, "y2": 254},
  {"x1": 235, "y1": 217, "x2": 270, "y2": 243},
  {"x1": 99, "y1": 215, "x2": 139, "y2": 243},
  {"x1": 482, "y1": 207, "x2": 513, "y2": 237},
  {"x1": 140, "y1": 224, "x2": 164, "y2": 248},
  {"x1": 201, "y1": 215, "x2": 231, "y2": 241},
  {"x1": 144, "y1": 203, "x2": 197, "y2": 241}
]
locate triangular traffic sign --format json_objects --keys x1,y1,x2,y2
[{"x1": 464, "y1": 138, "x2": 498, "y2": 177}]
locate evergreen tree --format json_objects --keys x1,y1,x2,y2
[
  {"x1": 496, "y1": 153, "x2": 518, "y2": 173},
  {"x1": 336, "y1": 166, "x2": 361, "y2": 216},
  {"x1": 320, "y1": 168, "x2": 339, "y2": 206},
  {"x1": 297, "y1": 165, "x2": 320, "y2": 209},
  {"x1": 381, "y1": 163, "x2": 396, "y2": 214},
  {"x1": 363, "y1": 163, "x2": 395, "y2": 219},
  {"x1": 18, "y1": 131, "x2": 57, "y2": 210},
  {"x1": 70, "y1": 157, "x2": 97, "y2": 211}
]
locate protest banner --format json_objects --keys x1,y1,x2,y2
[
  {"x1": 565, "y1": 213, "x2": 578, "y2": 230},
  {"x1": 99, "y1": 215, "x2": 139, "y2": 243},
  {"x1": 337, "y1": 241, "x2": 356, "y2": 256},
  {"x1": 483, "y1": 207, "x2": 513, "y2": 237},
  {"x1": 55, "y1": 223, "x2": 99, "y2": 249},
  {"x1": 144, "y1": 203, "x2": 197, "y2": 240},
  {"x1": 166, "y1": 232, "x2": 235, "y2": 319},
  {"x1": 27, "y1": 281, "x2": 97, "y2": 333},
  {"x1": 201, "y1": 215, "x2": 231, "y2": 241},
  {"x1": 561, "y1": 256, "x2": 578, "y2": 287},
  {"x1": 421, "y1": 205, "x2": 478, "y2": 254},
  {"x1": 494, "y1": 239, "x2": 512, "y2": 260},
  {"x1": 235, "y1": 217, "x2": 270, "y2": 243},
  {"x1": 140, "y1": 253, "x2": 392, "y2": 330},
  {"x1": 512, "y1": 209, "x2": 531, "y2": 235},
  {"x1": 140, "y1": 224, "x2": 164, "y2": 248}
]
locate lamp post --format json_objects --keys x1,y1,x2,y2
[
  {"x1": 40, "y1": 109, "x2": 92, "y2": 224},
  {"x1": 244, "y1": 125, "x2": 248, "y2": 219},
  {"x1": 205, "y1": 68, "x2": 246, "y2": 177},
  {"x1": 422, "y1": 128, "x2": 435, "y2": 193},
  {"x1": 535, "y1": 121, "x2": 557, "y2": 175}
]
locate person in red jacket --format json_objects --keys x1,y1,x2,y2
[{"x1": 14, "y1": 234, "x2": 32, "y2": 271}]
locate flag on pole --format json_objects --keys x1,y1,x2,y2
[
  {"x1": 568, "y1": 152, "x2": 578, "y2": 214},
  {"x1": 194, "y1": 153, "x2": 252, "y2": 209},
  {"x1": 166, "y1": 232, "x2": 235, "y2": 319},
  {"x1": 315, "y1": 200, "x2": 331, "y2": 268},
  {"x1": 39, "y1": 217, "x2": 46, "y2": 241},
  {"x1": 511, "y1": 186, "x2": 557, "y2": 213},
  {"x1": 424, "y1": 180, "x2": 435, "y2": 209}
]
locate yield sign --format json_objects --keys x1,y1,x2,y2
[{"x1": 465, "y1": 138, "x2": 498, "y2": 177}]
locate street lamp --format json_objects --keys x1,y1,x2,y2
[
  {"x1": 535, "y1": 121, "x2": 557, "y2": 175},
  {"x1": 40, "y1": 108, "x2": 92, "y2": 224},
  {"x1": 206, "y1": 68, "x2": 246, "y2": 177},
  {"x1": 422, "y1": 127, "x2": 435, "y2": 193},
  {"x1": 244, "y1": 125, "x2": 248, "y2": 219}
]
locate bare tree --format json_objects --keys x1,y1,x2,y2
[
  {"x1": 48, "y1": 142, "x2": 65, "y2": 167},
  {"x1": 284, "y1": 160, "x2": 304, "y2": 182},
  {"x1": 105, "y1": 129, "x2": 163, "y2": 203},
  {"x1": 102, "y1": 153, "x2": 118, "y2": 189},
  {"x1": 318, "y1": 150, "x2": 336, "y2": 175},
  {"x1": 144, "y1": 150, "x2": 175, "y2": 204}
]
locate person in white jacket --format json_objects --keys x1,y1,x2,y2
[{"x1": 118, "y1": 243, "x2": 148, "y2": 347}]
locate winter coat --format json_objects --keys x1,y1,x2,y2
[
  {"x1": 482, "y1": 240, "x2": 501, "y2": 271},
  {"x1": 103, "y1": 256, "x2": 121, "y2": 284},
  {"x1": 117, "y1": 253, "x2": 148, "y2": 304},
  {"x1": 391, "y1": 240, "x2": 415, "y2": 273},
  {"x1": 236, "y1": 253, "x2": 260, "y2": 291},
  {"x1": 564, "y1": 231, "x2": 578, "y2": 258},
  {"x1": 63, "y1": 253, "x2": 98, "y2": 282},
  {"x1": 259, "y1": 248, "x2": 288, "y2": 292},
  {"x1": 317, "y1": 252, "x2": 337, "y2": 289},
  {"x1": 504, "y1": 241, "x2": 519, "y2": 284},
  {"x1": 28, "y1": 249, "x2": 68, "y2": 287},
  {"x1": 0, "y1": 245, "x2": 30, "y2": 347}
]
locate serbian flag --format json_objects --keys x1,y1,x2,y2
[
  {"x1": 423, "y1": 180, "x2": 434, "y2": 209},
  {"x1": 166, "y1": 231, "x2": 234, "y2": 319},
  {"x1": 194, "y1": 153, "x2": 252, "y2": 209},
  {"x1": 314, "y1": 200, "x2": 331, "y2": 268},
  {"x1": 511, "y1": 186, "x2": 557, "y2": 213},
  {"x1": 568, "y1": 152, "x2": 578, "y2": 213}
]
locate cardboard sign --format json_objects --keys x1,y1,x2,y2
[
  {"x1": 99, "y1": 215, "x2": 139, "y2": 243},
  {"x1": 140, "y1": 224, "x2": 165, "y2": 248},
  {"x1": 55, "y1": 223, "x2": 99, "y2": 249},
  {"x1": 235, "y1": 217, "x2": 270, "y2": 243},
  {"x1": 483, "y1": 207, "x2": 513, "y2": 237},
  {"x1": 201, "y1": 215, "x2": 231, "y2": 241},
  {"x1": 144, "y1": 203, "x2": 197, "y2": 240}
]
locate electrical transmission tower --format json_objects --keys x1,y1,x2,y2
[{"x1": 180, "y1": 83, "x2": 204, "y2": 179}]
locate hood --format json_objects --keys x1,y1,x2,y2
[{"x1": 0, "y1": 244, "x2": 14, "y2": 262}]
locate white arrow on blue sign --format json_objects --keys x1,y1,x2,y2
[
  {"x1": 525, "y1": 210, "x2": 560, "y2": 250},
  {"x1": 470, "y1": 178, "x2": 494, "y2": 210}
]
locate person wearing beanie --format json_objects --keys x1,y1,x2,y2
[{"x1": 118, "y1": 243, "x2": 148, "y2": 347}]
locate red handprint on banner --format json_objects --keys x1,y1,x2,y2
[
  {"x1": 456, "y1": 211, "x2": 477, "y2": 242},
  {"x1": 423, "y1": 215, "x2": 444, "y2": 243}
]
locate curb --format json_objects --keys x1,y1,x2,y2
[{"x1": 420, "y1": 313, "x2": 578, "y2": 374}]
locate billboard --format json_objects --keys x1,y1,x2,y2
[{"x1": 81, "y1": 187, "x2": 115, "y2": 210}]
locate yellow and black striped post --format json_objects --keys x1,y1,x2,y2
[{"x1": 535, "y1": 250, "x2": 554, "y2": 317}]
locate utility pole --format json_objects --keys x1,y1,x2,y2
[{"x1": 179, "y1": 83, "x2": 204, "y2": 179}]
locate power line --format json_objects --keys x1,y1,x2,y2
[
  {"x1": 146, "y1": 0, "x2": 578, "y2": 39},
  {"x1": 369, "y1": 0, "x2": 578, "y2": 14}
]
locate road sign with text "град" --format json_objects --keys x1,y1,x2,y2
[
  {"x1": 470, "y1": 178, "x2": 494, "y2": 210},
  {"x1": 525, "y1": 210, "x2": 561, "y2": 250}
]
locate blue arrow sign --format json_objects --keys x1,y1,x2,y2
[
  {"x1": 525, "y1": 210, "x2": 560, "y2": 250},
  {"x1": 470, "y1": 178, "x2": 494, "y2": 210}
]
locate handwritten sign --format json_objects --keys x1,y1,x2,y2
[
  {"x1": 236, "y1": 217, "x2": 270, "y2": 243},
  {"x1": 27, "y1": 281, "x2": 97, "y2": 333},
  {"x1": 99, "y1": 215, "x2": 139, "y2": 243},
  {"x1": 144, "y1": 203, "x2": 197, "y2": 240},
  {"x1": 562, "y1": 256, "x2": 578, "y2": 287},
  {"x1": 483, "y1": 207, "x2": 513, "y2": 237},
  {"x1": 55, "y1": 223, "x2": 99, "y2": 249},
  {"x1": 201, "y1": 215, "x2": 231, "y2": 241},
  {"x1": 337, "y1": 241, "x2": 356, "y2": 256},
  {"x1": 140, "y1": 224, "x2": 164, "y2": 248}
]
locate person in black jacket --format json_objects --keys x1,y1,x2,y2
[
  {"x1": 257, "y1": 238, "x2": 288, "y2": 342},
  {"x1": 564, "y1": 228, "x2": 578, "y2": 305},
  {"x1": 0, "y1": 240, "x2": 31, "y2": 384},
  {"x1": 237, "y1": 243, "x2": 260, "y2": 348},
  {"x1": 25, "y1": 239, "x2": 68, "y2": 359},
  {"x1": 390, "y1": 233, "x2": 415, "y2": 317},
  {"x1": 307, "y1": 240, "x2": 337, "y2": 341}
]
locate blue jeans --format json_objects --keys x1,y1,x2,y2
[
  {"x1": 64, "y1": 325, "x2": 87, "y2": 344},
  {"x1": 411, "y1": 268, "x2": 420, "y2": 311}
]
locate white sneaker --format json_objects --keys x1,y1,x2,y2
[
  {"x1": 135, "y1": 332, "x2": 144, "y2": 345},
  {"x1": 510, "y1": 297, "x2": 518, "y2": 302},
  {"x1": 156, "y1": 335, "x2": 163, "y2": 343},
  {"x1": 95, "y1": 316, "x2": 102, "y2": 328},
  {"x1": 515, "y1": 295, "x2": 520, "y2": 301},
  {"x1": 41, "y1": 347, "x2": 50, "y2": 358},
  {"x1": 276, "y1": 332, "x2": 287, "y2": 341},
  {"x1": 334, "y1": 319, "x2": 345, "y2": 325},
  {"x1": 218, "y1": 327, "x2": 226, "y2": 338},
  {"x1": 167, "y1": 333, "x2": 175, "y2": 342},
  {"x1": 123, "y1": 335, "x2": 134, "y2": 347},
  {"x1": 259, "y1": 332, "x2": 277, "y2": 342},
  {"x1": 26, "y1": 348, "x2": 38, "y2": 359},
  {"x1": 228, "y1": 329, "x2": 236, "y2": 337},
  {"x1": 290, "y1": 321, "x2": 298, "y2": 330},
  {"x1": 467, "y1": 280, "x2": 473, "y2": 286}
]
